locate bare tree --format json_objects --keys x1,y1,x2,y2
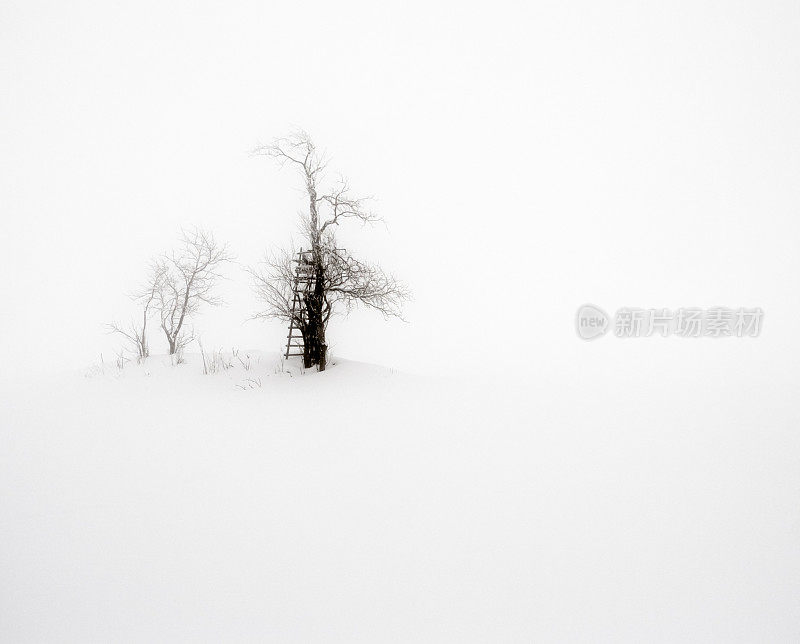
[
  {"x1": 251, "y1": 130, "x2": 408, "y2": 371},
  {"x1": 154, "y1": 227, "x2": 232, "y2": 355},
  {"x1": 107, "y1": 263, "x2": 164, "y2": 361}
]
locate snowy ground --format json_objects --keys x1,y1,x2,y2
[{"x1": 1, "y1": 349, "x2": 799, "y2": 642}]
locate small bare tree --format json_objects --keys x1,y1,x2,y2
[
  {"x1": 251, "y1": 130, "x2": 408, "y2": 370},
  {"x1": 154, "y1": 227, "x2": 232, "y2": 355},
  {"x1": 107, "y1": 263, "x2": 164, "y2": 361}
]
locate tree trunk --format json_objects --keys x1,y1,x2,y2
[
  {"x1": 303, "y1": 294, "x2": 326, "y2": 370},
  {"x1": 166, "y1": 333, "x2": 176, "y2": 355},
  {"x1": 313, "y1": 258, "x2": 327, "y2": 371},
  {"x1": 140, "y1": 310, "x2": 149, "y2": 359},
  {"x1": 300, "y1": 259, "x2": 328, "y2": 371},
  {"x1": 300, "y1": 326, "x2": 314, "y2": 370}
]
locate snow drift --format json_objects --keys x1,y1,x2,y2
[{"x1": 1, "y1": 350, "x2": 798, "y2": 642}]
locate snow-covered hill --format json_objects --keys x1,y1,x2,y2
[{"x1": 1, "y1": 351, "x2": 798, "y2": 641}]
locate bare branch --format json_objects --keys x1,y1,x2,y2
[{"x1": 318, "y1": 178, "x2": 381, "y2": 234}]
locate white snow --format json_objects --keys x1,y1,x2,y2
[{"x1": 1, "y1": 350, "x2": 798, "y2": 642}]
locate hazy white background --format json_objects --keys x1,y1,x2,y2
[
  {"x1": 1, "y1": 0, "x2": 799, "y2": 375},
  {"x1": 2, "y1": 3, "x2": 800, "y2": 641}
]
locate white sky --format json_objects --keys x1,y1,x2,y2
[{"x1": 1, "y1": 0, "x2": 799, "y2": 377}]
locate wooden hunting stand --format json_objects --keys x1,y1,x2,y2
[{"x1": 285, "y1": 249, "x2": 314, "y2": 359}]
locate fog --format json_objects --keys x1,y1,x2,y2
[{"x1": 1, "y1": 0, "x2": 799, "y2": 377}]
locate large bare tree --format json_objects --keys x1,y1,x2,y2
[
  {"x1": 251, "y1": 130, "x2": 408, "y2": 371},
  {"x1": 154, "y1": 227, "x2": 232, "y2": 355}
]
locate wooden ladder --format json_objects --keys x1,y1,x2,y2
[{"x1": 284, "y1": 249, "x2": 314, "y2": 359}]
